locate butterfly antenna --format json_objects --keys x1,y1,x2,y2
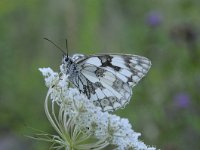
[
  {"x1": 66, "y1": 39, "x2": 69, "y2": 58},
  {"x1": 44, "y1": 38, "x2": 66, "y2": 55}
]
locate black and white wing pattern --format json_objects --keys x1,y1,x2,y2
[{"x1": 71, "y1": 54, "x2": 151, "y2": 111}]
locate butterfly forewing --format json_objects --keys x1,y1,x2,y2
[{"x1": 71, "y1": 54, "x2": 151, "y2": 111}]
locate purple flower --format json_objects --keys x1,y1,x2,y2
[
  {"x1": 146, "y1": 11, "x2": 162, "y2": 27},
  {"x1": 174, "y1": 93, "x2": 190, "y2": 108}
]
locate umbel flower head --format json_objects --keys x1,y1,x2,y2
[{"x1": 38, "y1": 67, "x2": 156, "y2": 150}]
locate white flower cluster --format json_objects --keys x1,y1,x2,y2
[{"x1": 39, "y1": 67, "x2": 156, "y2": 150}]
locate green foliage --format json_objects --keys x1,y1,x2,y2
[{"x1": 0, "y1": 0, "x2": 200, "y2": 149}]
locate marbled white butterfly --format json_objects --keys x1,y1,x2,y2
[{"x1": 45, "y1": 38, "x2": 151, "y2": 112}]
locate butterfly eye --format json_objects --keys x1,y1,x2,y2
[{"x1": 65, "y1": 57, "x2": 68, "y2": 62}]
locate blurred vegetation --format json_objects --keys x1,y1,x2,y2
[{"x1": 0, "y1": 0, "x2": 200, "y2": 150}]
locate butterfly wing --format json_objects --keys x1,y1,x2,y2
[{"x1": 72, "y1": 54, "x2": 151, "y2": 111}]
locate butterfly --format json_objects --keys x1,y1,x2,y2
[{"x1": 45, "y1": 38, "x2": 151, "y2": 112}]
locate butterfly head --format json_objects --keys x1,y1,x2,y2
[
  {"x1": 62, "y1": 55, "x2": 72, "y2": 64},
  {"x1": 61, "y1": 55, "x2": 76, "y2": 75}
]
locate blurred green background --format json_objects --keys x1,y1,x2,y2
[{"x1": 0, "y1": 0, "x2": 200, "y2": 149}]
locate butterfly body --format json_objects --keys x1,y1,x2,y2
[{"x1": 61, "y1": 54, "x2": 151, "y2": 112}]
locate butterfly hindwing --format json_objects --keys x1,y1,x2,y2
[
  {"x1": 70, "y1": 54, "x2": 151, "y2": 111},
  {"x1": 80, "y1": 63, "x2": 132, "y2": 111}
]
